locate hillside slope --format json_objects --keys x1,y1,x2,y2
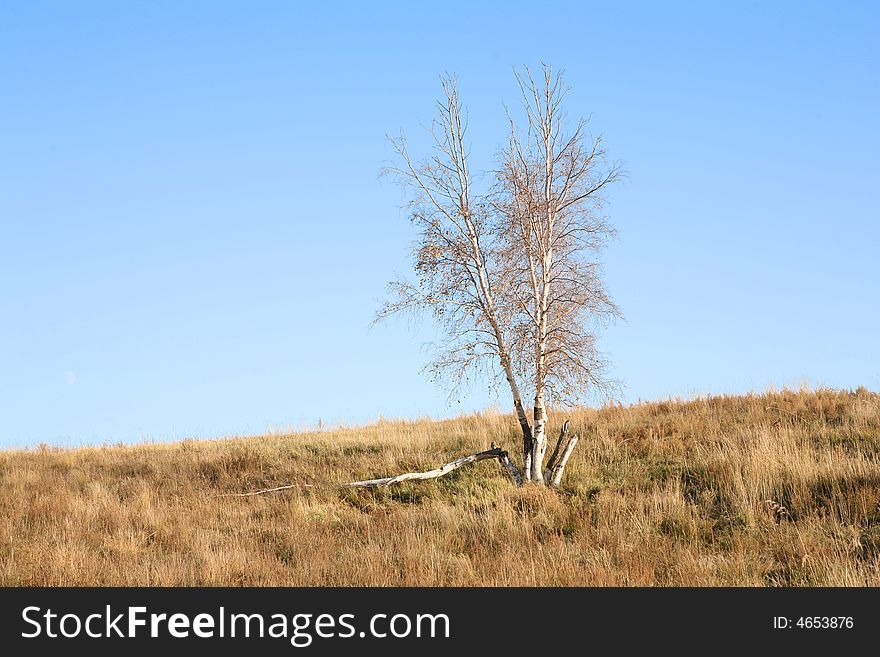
[{"x1": 2, "y1": 388, "x2": 879, "y2": 586}]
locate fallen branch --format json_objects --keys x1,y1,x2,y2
[
  {"x1": 213, "y1": 483, "x2": 314, "y2": 498},
  {"x1": 344, "y1": 447, "x2": 515, "y2": 488},
  {"x1": 217, "y1": 447, "x2": 524, "y2": 497}
]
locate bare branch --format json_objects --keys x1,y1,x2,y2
[{"x1": 343, "y1": 447, "x2": 518, "y2": 488}]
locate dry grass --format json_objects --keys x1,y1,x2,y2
[{"x1": 2, "y1": 387, "x2": 879, "y2": 586}]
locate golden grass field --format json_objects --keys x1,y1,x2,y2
[{"x1": 2, "y1": 387, "x2": 879, "y2": 586}]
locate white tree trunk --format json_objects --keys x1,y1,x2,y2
[
  {"x1": 545, "y1": 420, "x2": 580, "y2": 487},
  {"x1": 498, "y1": 353, "x2": 533, "y2": 481},
  {"x1": 548, "y1": 434, "x2": 579, "y2": 487},
  {"x1": 530, "y1": 398, "x2": 548, "y2": 483}
]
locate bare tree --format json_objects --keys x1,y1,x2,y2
[{"x1": 378, "y1": 65, "x2": 621, "y2": 487}]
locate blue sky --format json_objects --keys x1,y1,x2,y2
[{"x1": 1, "y1": 1, "x2": 877, "y2": 447}]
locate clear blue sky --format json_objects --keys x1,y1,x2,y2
[{"x1": 1, "y1": 1, "x2": 877, "y2": 447}]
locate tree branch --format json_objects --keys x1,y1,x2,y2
[{"x1": 344, "y1": 447, "x2": 518, "y2": 488}]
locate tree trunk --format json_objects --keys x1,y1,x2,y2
[
  {"x1": 496, "y1": 448, "x2": 525, "y2": 486},
  {"x1": 530, "y1": 397, "x2": 548, "y2": 483},
  {"x1": 499, "y1": 352, "x2": 533, "y2": 481},
  {"x1": 545, "y1": 420, "x2": 579, "y2": 487},
  {"x1": 520, "y1": 398, "x2": 534, "y2": 482},
  {"x1": 544, "y1": 420, "x2": 570, "y2": 477},
  {"x1": 548, "y1": 433, "x2": 579, "y2": 487}
]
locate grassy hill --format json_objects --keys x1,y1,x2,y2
[{"x1": 2, "y1": 387, "x2": 879, "y2": 586}]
